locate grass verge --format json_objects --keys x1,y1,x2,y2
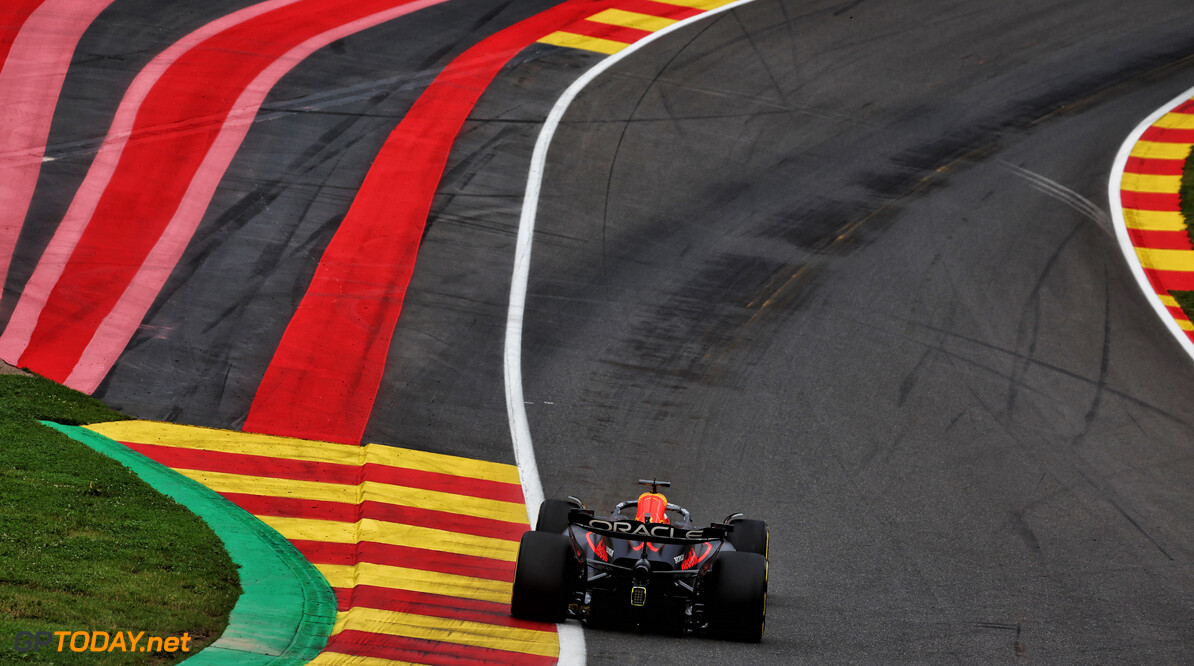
[
  {"x1": 0, "y1": 372, "x2": 238, "y2": 663},
  {"x1": 1174, "y1": 146, "x2": 1194, "y2": 322},
  {"x1": 1183, "y1": 145, "x2": 1194, "y2": 245}
]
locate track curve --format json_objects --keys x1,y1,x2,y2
[
  {"x1": 521, "y1": 0, "x2": 1194, "y2": 662},
  {"x1": 6, "y1": 0, "x2": 1194, "y2": 663}
]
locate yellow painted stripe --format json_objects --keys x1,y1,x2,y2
[
  {"x1": 306, "y1": 653, "x2": 412, "y2": 666},
  {"x1": 587, "y1": 8, "x2": 677, "y2": 31},
  {"x1": 653, "y1": 0, "x2": 736, "y2": 9},
  {"x1": 538, "y1": 31, "x2": 627, "y2": 54},
  {"x1": 173, "y1": 469, "x2": 526, "y2": 522},
  {"x1": 361, "y1": 443, "x2": 520, "y2": 485},
  {"x1": 258, "y1": 516, "x2": 520, "y2": 560},
  {"x1": 175, "y1": 468, "x2": 361, "y2": 502},
  {"x1": 1180, "y1": 319, "x2": 1194, "y2": 331},
  {"x1": 1129, "y1": 140, "x2": 1194, "y2": 160},
  {"x1": 1121, "y1": 173, "x2": 1182, "y2": 194},
  {"x1": 1153, "y1": 112, "x2": 1194, "y2": 130},
  {"x1": 332, "y1": 608, "x2": 557, "y2": 658},
  {"x1": 315, "y1": 563, "x2": 512, "y2": 604},
  {"x1": 1136, "y1": 247, "x2": 1194, "y2": 272},
  {"x1": 1123, "y1": 173, "x2": 1183, "y2": 194},
  {"x1": 87, "y1": 421, "x2": 365, "y2": 466},
  {"x1": 1123, "y1": 208, "x2": 1186, "y2": 231},
  {"x1": 86, "y1": 420, "x2": 521, "y2": 485},
  {"x1": 1159, "y1": 294, "x2": 1180, "y2": 307}
]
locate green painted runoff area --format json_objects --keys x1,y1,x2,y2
[{"x1": 49, "y1": 423, "x2": 336, "y2": 665}]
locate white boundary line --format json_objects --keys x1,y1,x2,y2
[
  {"x1": 1107, "y1": 82, "x2": 1194, "y2": 364},
  {"x1": 502, "y1": 1, "x2": 759, "y2": 663}
]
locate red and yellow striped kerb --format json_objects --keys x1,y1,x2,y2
[
  {"x1": 85, "y1": 421, "x2": 555, "y2": 666},
  {"x1": 538, "y1": 0, "x2": 739, "y2": 54},
  {"x1": 1119, "y1": 96, "x2": 1194, "y2": 341}
]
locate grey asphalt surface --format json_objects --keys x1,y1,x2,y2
[
  {"x1": 523, "y1": 1, "x2": 1194, "y2": 662},
  {"x1": 9, "y1": 0, "x2": 1194, "y2": 663}
]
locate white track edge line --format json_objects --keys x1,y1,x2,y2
[
  {"x1": 1107, "y1": 82, "x2": 1194, "y2": 364},
  {"x1": 503, "y1": 2, "x2": 759, "y2": 663}
]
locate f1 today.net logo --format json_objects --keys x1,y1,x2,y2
[{"x1": 13, "y1": 630, "x2": 192, "y2": 654}]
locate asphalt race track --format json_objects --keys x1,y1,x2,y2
[{"x1": 6, "y1": 0, "x2": 1194, "y2": 663}]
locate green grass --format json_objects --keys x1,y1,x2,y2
[
  {"x1": 0, "y1": 373, "x2": 238, "y2": 663},
  {"x1": 1172, "y1": 290, "x2": 1194, "y2": 322},
  {"x1": 1183, "y1": 145, "x2": 1194, "y2": 247},
  {"x1": 1175, "y1": 147, "x2": 1194, "y2": 323}
]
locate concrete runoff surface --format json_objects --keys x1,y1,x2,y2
[{"x1": 5, "y1": 0, "x2": 1194, "y2": 663}]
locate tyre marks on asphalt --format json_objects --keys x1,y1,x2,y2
[
  {"x1": 86, "y1": 420, "x2": 558, "y2": 666},
  {"x1": 1116, "y1": 96, "x2": 1194, "y2": 338}
]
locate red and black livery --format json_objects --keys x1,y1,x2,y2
[{"x1": 510, "y1": 480, "x2": 769, "y2": 641}]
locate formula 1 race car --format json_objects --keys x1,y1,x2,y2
[{"x1": 510, "y1": 479, "x2": 768, "y2": 641}]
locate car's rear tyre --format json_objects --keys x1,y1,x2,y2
[
  {"x1": 728, "y1": 518, "x2": 769, "y2": 557},
  {"x1": 510, "y1": 531, "x2": 575, "y2": 622},
  {"x1": 705, "y1": 550, "x2": 767, "y2": 642},
  {"x1": 535, "y1": 499, "x2": 574, "y2": 533}
]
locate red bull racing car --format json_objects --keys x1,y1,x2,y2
[{"x1": 510, "y1": 479, "x2": 769, "y2": 641}]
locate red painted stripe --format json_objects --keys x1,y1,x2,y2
[
  {"x1": 292, "y1": 539, "x2": 515, "y2": 581},
  {"x1": 324, "y1": 630, "x2": 557, "y2": 666},
  {"x1": 221, "y1": 493, "x2": 527, "y2": 541},
  {"x1": 1173, "y1": 101, "x2": 1194, "y2": 114},
  {"x1": 1128, "y1": 228, "x2": 1192, "y2": 250},
  {"x1": 125, "y1": 441, "x2": 360, "y2": 483},
  {"x1": 1145, "y1": 268, "x2": 1194, "y2": 291},
  {"x1": 1166, "y1": 304, "x2": 1190, "y2": 321},
  {"x1": 244, "y1": 0, "x2": 606, "y2": 444},
  {"x1": 13, "y1": 0, "x2": 429, "y2": 384},
  {"x1": 1141, "y1": 125, "x2": 1194, "y2": 144},
  {"x1": 1124, "y1": 156, "x2": 1186, "y2": 176},
  {"x1": 222, "y1": 492, "x2": 360, "y2": 521},
  {"x1": 363, "y1": 463, "x2": 524, "y2": 503},
  {"x1": 333, "y1": 586, "x2": 551, "y2": 632},
  {"x1": 612, "y1": 0, "x2": 702, "y2": 20},
  {"x1": 0, "y1": 0, "x2": 42, "y2": 69},
  {"x1": 0, "y1": 0, "x2": 117, "y2": 311},
  {"x1": 564, "y1": 18, "x2": 651, "y2": 44},
  {"x1": 1121, "y1": 190, "x2": 1181, "y2": 211},
  {"x1": 121, "y1": 441, "x2": 523, "y2": 503}
]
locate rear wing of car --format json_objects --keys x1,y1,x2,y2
[{"x1": 568, "y1": 510, "x2": 730, "y2": 545}]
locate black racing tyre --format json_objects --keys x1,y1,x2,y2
[
  {"x1": 510, "y1": 531, "x2": 575, "y2": 622},
  {"x1": 705, "y1": 550, "x2": 767, "y2": 642},
  {"x1": 535, "y1": 499, "x2": 574, "y2": 533},
  {"x1": 728, "y1": 518, "x2": 769, "y2": 557}
]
